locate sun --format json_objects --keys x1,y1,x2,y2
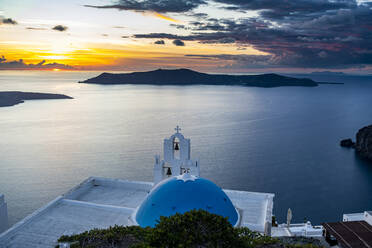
[{"x1": 52, "y1": 68, "x2": 61, "y2": 72}]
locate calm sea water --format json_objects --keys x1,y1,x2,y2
[{"x1": 0, "y1": 71, "x2": 371, "y2": 227}]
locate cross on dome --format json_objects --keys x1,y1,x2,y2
[{"x1": 174, "y1": 125, "x2": 181, "y2": 133}]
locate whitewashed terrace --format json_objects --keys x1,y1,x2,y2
[{"x1": 0, "y1": 177, "x2": 274, "y2": 248}]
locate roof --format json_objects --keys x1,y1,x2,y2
[
  {"x1": 0, "y1": 177, "x2": 274, "y2": 247},
  {"x1": 134, "y1": 174, "x2": 239, "y2": 227},
  {"x1": 323, "y1": 221, "x2": 372, "y2": 248}
]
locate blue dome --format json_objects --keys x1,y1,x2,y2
[{"x1": 135, "y1": 175, "x2": 239, "y2": 227}]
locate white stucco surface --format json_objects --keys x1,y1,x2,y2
[
  {"x1": 0, "y1": 177, "x2": 274, "y2": 247},
  {"x1": 272, "y1": 227, "x2": 292, "y2": 237},
  {"x1": 365, "y1": 211, "x2": 372, "y2": 226},
  {"x1": 66, "y1": 177, "x2": 152, "y2": 208},
  {"x1": 225, "y1": 189, "x2": 274, "y2": 233},
  {"x1": 343, "y1": 212, "x2": 365, "y2": 221},
  {"x1": 343, "y1": 211, "x2": 372, "y2": 226}
]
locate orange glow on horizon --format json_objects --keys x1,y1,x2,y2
[
  {"x1": 0, "y1": 36, "x2": 268, "y2": 70},
  {"x1": 153, "y1": 12, "x2": 180, "y2": 23}
]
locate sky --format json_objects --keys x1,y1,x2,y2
[{"x1": 1, "y1": 0, "x2": 372, "y2": 73}]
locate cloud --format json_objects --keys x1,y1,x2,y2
[
  {"x1": 214, "y1": 0, "x2": 357, "y2": 20},
  {"x1": 82, "y1": 0, "x2": 372, "y2": 69},
  {"x1": 186, "y1": 12, "x2": 208, "y2": 19},
  {"x1": 26, "y1": 27, "x2": 47, "y2": 30},
  {"x1": 1, "y1": 18, "x2": 17, "y2": 25},
  {"x1": 173, "y1": 39, "x2": 185, "y2": 46},
  {"x1": 134, "y1": 33, "x2": 194, "y2": 40},
  {"x1": 0, "y1": 56, "x2": 74, "y2": 70},
  {"x1": 84, "y1": 0, "x2": 206, "y2": 13},
  {"x1": 113, "y1": 26, "x2": 126, "y2": 29},
  {"x1": 185, "y1": 54, "x2": 274, "y2": 68},
  {"x1": 154, "y1": 40, "x2": 165, "y2": 44},
  {"x1": 134, "y1": 31, "x2": 239, "y2": 43},
  {"x1": 203, "y1": 37, "x2": 236, "y2": 44},
  {"x1": 133, "y1": 1, "x2": 372, "y2": 69},
  {"x1": 52, "y1": 25, "x2": 68, "y2": 32},
  {"x1": 170, "y1": 24, "x2": 189, "y2": 30}
]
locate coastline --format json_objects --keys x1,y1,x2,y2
[{"x1": 0, "y1": 91, "x2": 73, "y2": 107}]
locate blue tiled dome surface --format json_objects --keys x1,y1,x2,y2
[{"x1": 135, "y1": 176, "x2": 239, "y2": 227}]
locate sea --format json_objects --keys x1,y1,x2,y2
[{"x1": 0, "y1": 70, "x2": 371, "y2": 227}]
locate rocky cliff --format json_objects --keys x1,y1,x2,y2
[{"x1": 355, "y1": 125, "x2": 372, "y2": 161}]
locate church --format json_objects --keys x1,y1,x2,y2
[{"x1": 0, "y1": 127, "x2": 275, "y2": 247}]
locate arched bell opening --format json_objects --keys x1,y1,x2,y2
[{"x1": 173, "y1": 137, "x2": 180, "y2": 160}]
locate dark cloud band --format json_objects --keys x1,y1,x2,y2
[
  {"x1": 173, "y1": 39, "x2": 185, "y2": 46},
  {"x1": 92, "y1": 0, "x2": 372, "y2": 69},
  {"x1": 0, "y1": 56, "x2": 73, "y2": 70},
  {"x1": 84, "y1": 0, "x2": 206, "y2": 13}
]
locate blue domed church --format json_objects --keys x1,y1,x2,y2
[
  {"x1": 134, "y1": 175, "x2": 239, "y2": 227},
  {"x1": 131, "y1": 126, "x2": 241, "y2": 227},
  {"x1": 0, "y1": 127, "x2": 275, "y2": 247}
]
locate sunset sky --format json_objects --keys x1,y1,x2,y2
[{"x1": 1, "y1": 0, "x2": 372, "y2": 73}]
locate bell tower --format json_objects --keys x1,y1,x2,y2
[{"x1": 153, "y1": 126, "x2": 200, "y2": 185}]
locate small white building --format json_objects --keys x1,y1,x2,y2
[
  {"x1": 343, "y1": 211, "x2": 372, "y2": 226},
  {"x1": 272, "y1": 222, "x2": 323, "y2": 237},
  {"x1": 0, "y1": 127, "x2": 275, "y2": 247}
]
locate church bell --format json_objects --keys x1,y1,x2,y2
[
  {"x1": 166, "y1": 167, "x2": 172, "y2": 176},
  {"x1": 174, "y1": 142, "x2": 180, "y2": 151}
]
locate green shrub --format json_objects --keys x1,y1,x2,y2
[
  {"x1": 58, "y1": 225, "x2": 149, "y2": 248},
  {"x1": 57, "y1": 210, "x2": 322, "y2": 248},
  {"x1": 148, "y1": 209, "x2": 243, "y2": 247}
]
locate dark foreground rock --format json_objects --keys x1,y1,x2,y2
[
  {"x1": 340, "y1": 138, "x2": 355, "y2": 148},
  {"x1": 0, "y1": 91, "x2": 73, "y2": 107},
  {"x1": 355, "y1": 125, "x2": 372, "y2": 161},
  {"x1": 80, "y1": 68, "x2": 319, "y2": 87}
]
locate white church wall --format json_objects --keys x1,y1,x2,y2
[
  {"x1": 179, "y1": 138, "x2": 190, "y2": 160},
  {"x1": 163, "y1": 139, "x2": 173, "y2": 162},
  {"x1": 153, "y1": 156, "x2": 163, "y2": 185},
  {"x1": 365, "y1": 211, "x2": 372, "y2": 226},
  {"x1": 343, "y1": 212, "x2": 365, "y2": 222}
]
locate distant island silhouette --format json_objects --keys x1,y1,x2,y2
[
  {"x1": 0, "y1": 91, "x2": 73, "y2": 107},
  {"x1": 79, "y1": 68, "x2": 320, "y2": 87}
]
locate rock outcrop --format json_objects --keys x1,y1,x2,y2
[
  {"x1": 0, "y1": 91, "x2": 73, "y2": 107},
  {"x1": 355, "y1": 125, "x2": 372, "y2": 161},
  {"x1": 340, "y1": 138, "x2": 355, "y2": 148}
]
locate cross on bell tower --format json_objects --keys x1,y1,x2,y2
[
  {"x1": 175, "y1": 125, "x2": 181, "y2": 133},
  {"x1": 153, "y1": 127, "x2": 200, "y2": 185}
]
